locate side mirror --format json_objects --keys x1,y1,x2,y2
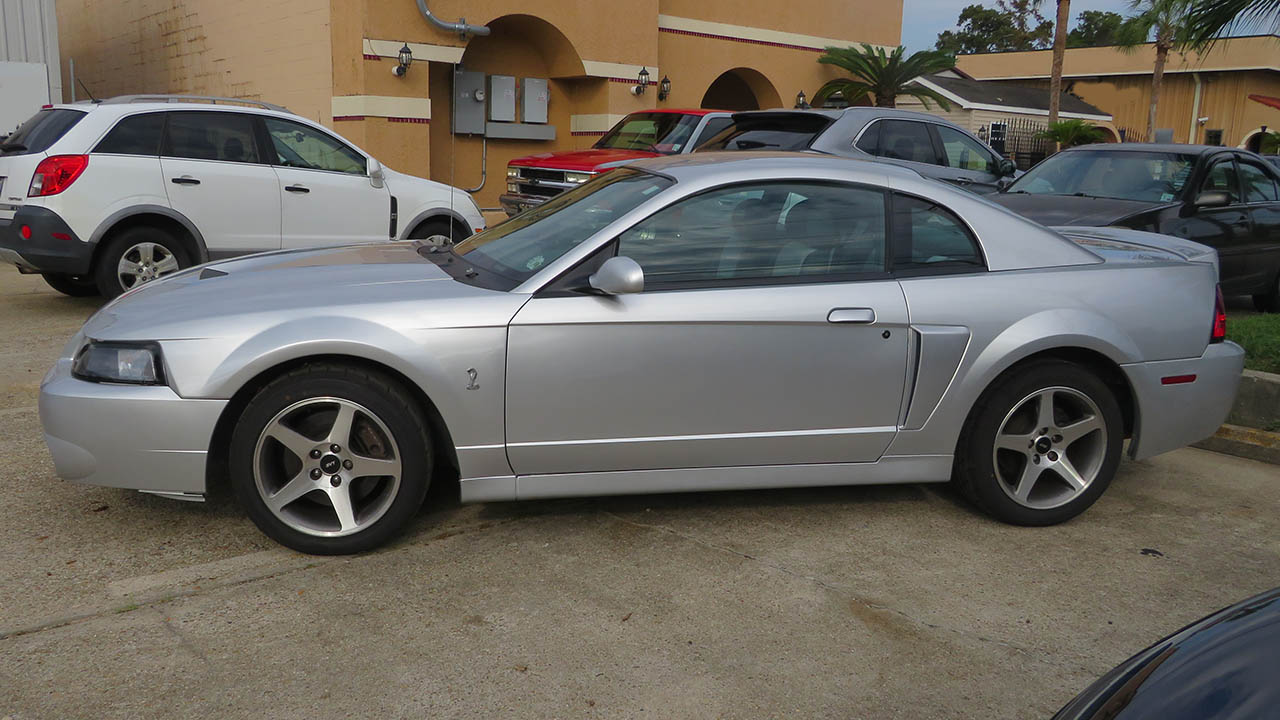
[
  {"x1": 368, "y1": 158, "x2": 385, "y2": 189},
  {"x1": 589, "y1": 256, "x2": 644, "y2": 295},
  {"x1": 1193, "y1": 191, "x2": 1230, "y2": 208},
  {"x1": 998, "y1": 158, "x2": 1017, "y2": 177}
]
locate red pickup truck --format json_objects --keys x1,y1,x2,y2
[{"x1": 500, "y1": 109, "x2": 732, "y2": 216}]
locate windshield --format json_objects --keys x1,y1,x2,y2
[
  {"x1": 1, "y1": 109, "x2": 86, "y2": 156},
  {"x1": 696, "y1": 114, "x2": 833, "y2": 152},
  {"x1": 594, "y1": 113, "x2": 702, "y2": 153},
  {"x1": 454, "y1": 168, "x2": 674, "y2": 284},
  {"x1": 1009, "y1": 150, "x2": 1195, "y2": 202}
]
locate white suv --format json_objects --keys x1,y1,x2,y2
[{"x1": 0, "y1": 95, "x2": 485, "y2": 297}]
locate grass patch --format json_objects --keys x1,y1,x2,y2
[{"x1": 1228, "y1": 313, "x2": 1280, "y2": 374}]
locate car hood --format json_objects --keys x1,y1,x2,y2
[
  {"x1": 509, "y1": 147, "x2": 662, "y2": 172},
  {"x1": 82, "y1": 243, "x2": 511, "y2": 341},
  {"x1": 990, "y1": 193, "x2": 1164, "y2": 226}
]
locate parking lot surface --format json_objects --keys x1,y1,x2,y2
[{"x1": 0, "y1": 269, "x2": 1277, "y2": 719}]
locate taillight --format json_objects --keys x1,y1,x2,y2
[
  {"x1": 1211, "y1": 285, "x2": 1226, "y2": 344},
  {"x1": 28, "y1": 155, "x2": 89, "y2": 197}
]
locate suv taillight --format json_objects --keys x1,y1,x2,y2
[
  {"x1": 28, "y1": 155, "x2": 89, "y2": 197},
  {"x1": 1211, "y1": 285, "x2": 1227, "y2": 344}
]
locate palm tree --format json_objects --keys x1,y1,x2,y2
[
  {"x1": 1036, "y1": 119, "x2": 1108, "y2": 147},
  {"x1": 1115, "y1": 0, "x2": 1207, "y2": 139},
  {"x1": 811, "y1": 45, "x2": 956, "y2": 109},
  {"x1": 1046, "y1": 0, "x2": 1072, "y2": 128},
  {"x1": 1184, "y1": 0, "x2": 1279, "y2": 43}
]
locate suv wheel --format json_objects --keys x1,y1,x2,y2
[
  {"x1": 1252, "y1": 273, "x2": 1279, "y2": 313},
  {"x1": 408, "y1": 218, "x2": 461, "y2": 250},
  {"x1": 41, "y1": 273, "x2": 99, "y2": 297},
  {"x1": 95, "y1": 227, "x2": 190, "y2": 298}
]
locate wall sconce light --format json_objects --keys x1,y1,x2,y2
[
  {"x1": 794, "y1": 90, "x2": 810, "y2": 109},
  {"x1": 632, "y1": 67, "x2": 650, "y2": 96},
  {"x1": 393, "y1": 43, "x2": 413, "y2": 77},
  {"x1": 658, "y1": 75, "x2": 671, "y2": 102}
]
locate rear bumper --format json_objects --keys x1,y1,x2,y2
[
  {"x1": 0, "y1": 206, "x2": 93, "y2": 275},
  {"x1": 1123, "y1": 341, "x2": 1246, "y2": 460},
  {"x1": 498, "y1": 192, "x2": 552, "y2": 217},
  {"x1": 40, "y1": 357, "x2": 226, "y2": 495}
]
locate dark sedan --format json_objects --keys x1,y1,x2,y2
[
  {"x1": 991, "y1": 144, "x2": 1280, "y2": 311},
  {"x1": 1054, "y1": 586, "x2": 1280, "y2": 719}
]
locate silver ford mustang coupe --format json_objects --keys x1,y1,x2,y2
[{"x1": 40, "y1": 153, "x2": 1244, "y2": 554}]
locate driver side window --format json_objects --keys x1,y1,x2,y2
[
  {"x1": 1202, "y1": 160, "x2": 1241, "y2": 203},
  {"x1": 936, "y1": 125, "x2": 996, "y2": 173},
  {"x1": 616, "y1": 181, "x2": 887, "y2": 288},
  {"x1": 262, "y1": 117, "x2": 366, "y2": 175}
]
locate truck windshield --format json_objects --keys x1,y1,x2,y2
[
  {"x1": 594, "y1": 113, "x2": 702, "y2": 154},
  {"x1": 453, "y1": 168, "x2": 673, "y2": 285},
  {"x1": 1009, "y1": 150, "x2": 1196, "y2": 202},
  {"x1": 1, "y1": 109, "x2": 87, "y2": 156}
]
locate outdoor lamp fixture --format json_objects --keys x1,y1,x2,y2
[
  {"x1": 794, "y1": 90, "x2": 810, "y2": 109},
  {"x1": 632, "y1": 67, "x2": 650, "y2": 96},
  {"x1": 658, "y1": 75, "x2": 671, "y2": 102},
  {"x1": 393, "y1": 43, "x2": 413, "y2": 77}
]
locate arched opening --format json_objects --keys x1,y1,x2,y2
[
  {"x1": 458, "y1": 14, "x2": 584, "y2": 79},
  {"x1": 1240, "y1": 127, "x2": 1275, "y2": 153},
  {"x1": 700, "y1": 68, "x2": 783, "y2": 112},
  {"x1": 1096, "y1": 125, "x2": 1121, "y2": 143}
]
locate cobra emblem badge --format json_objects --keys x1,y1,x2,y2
[{"x1": 466, "y1": 368, "x2": 479, "y2": 390}]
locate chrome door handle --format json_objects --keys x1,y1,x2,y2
[{"x1": 828, "y1": 307, "x2": 876, "y2": 324}]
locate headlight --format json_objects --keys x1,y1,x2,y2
[
  {"x1": 507, "y1": 181, "x2": 521, "y2": 193},
  {"x1": 565, "y1": 171, "x2": 594, "y2": 184},
  {"x1": 506, "y1": 167, "x2": 520, "y2": 179},
  {"x1": 72, "y1": 341, "x2": 165, "y2": 385}
]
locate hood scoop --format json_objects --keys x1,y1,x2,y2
[{"x1": 199, "y1": 268, "x2": 228, "y2": 279}]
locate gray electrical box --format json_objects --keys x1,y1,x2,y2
[
  {"x1": 489, "y1": 75, "x2": 516, "y2": 122},
  {"x1": 523, "y1": 78, "x2": 549, "y2": 124},
  {"x1": 453, "y1": 70, "x2": 486, "y2": 135}
]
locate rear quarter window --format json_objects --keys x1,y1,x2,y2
[
  {"x1": 1, "y1": 109, "x2": 87, "y2": 156},
  {"x1": 94, "y1": 113, "x2": 166, "y2": 155}
]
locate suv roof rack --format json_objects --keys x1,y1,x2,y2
[{"x1": 100, "y1": 95, "x2": 293, "y2": 114}]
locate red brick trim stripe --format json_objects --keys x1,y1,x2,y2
[
  {"x1": 570, "y1": 131, "x2": 609, "y2": 136},
  {"x1": 658, "y1": 26, "x2": 825, "y2": 52},
  {"x1": 363, "y1": 54, "x2": 381, "y2": 60},
  {"x1": 389, "y1": 117, "x2": 430, "y2": 124}
]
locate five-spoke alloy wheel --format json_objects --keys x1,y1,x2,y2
[
  {"x1": 955, "y1": 360, "x2": 1123, "y2": 525},
  {"x1": 230, "y1": 364, "x2": 432, "y2": 554}
]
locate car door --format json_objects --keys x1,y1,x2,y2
[
  {"x1": 931, "y1": 124, "x2": 1004, "y2": 194},
  {"x1": 862, "y1": 119, "x2": 948, "y2": 180},
  {"x1": 1236, "y1": 157, "x2": 1280, "y2": 292},
  {"x1": 1185, "y1": 155, "x2": 1256, "y2": 294},
  {"x1": 160, "y1": 111, "x2": 281, "y2": 255},
  {"x1": 505, "y1": 180, "x2": 910, "y2": 476},
  {"x1": 259, "y1": 116, "x2": 391, "y2": 249}
]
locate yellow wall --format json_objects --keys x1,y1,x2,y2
[
  {"x1": 55, "y1": 0, "x2": 334, "y2": 124},
  {"x1": 956, "y1": 36, "x2": 1280, "y2": 146}
]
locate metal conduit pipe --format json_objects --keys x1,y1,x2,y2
[
  {"x1": 464, "y1": 136, "x2": 487, "y2": 193},
  {"x1": 415, "y1": 0, "x2": 490, "y2": 37}
]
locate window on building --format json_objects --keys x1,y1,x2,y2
[
  {"x1": 1204, "y1": 129, "x2": 1224, "y2": 146},
  {"x1": 163, "y1": 112, "x2": 261, "y2": 163}
]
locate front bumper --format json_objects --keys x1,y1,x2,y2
[
  {"x1": 0, "y1": 206, "x2": 93, "y2": 275},
  {"x1": 1122, "y1": 341, "x2": 1246, "y2": 460},
  {"x1": 39, "y1": 356, "x2": 227, "y2": 495},
  {"x1": 498, "y1": 192, "x2": 553, "y2": 217}
]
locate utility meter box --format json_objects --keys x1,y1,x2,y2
[
  {"x1": 489, "y1": 75, "x2": 517, "y2": 122},
  {"x1": 453, "y1": 69, "x2": 487, "y2": 135},
  {"x1": 522, "y1": 78, "x2": 549, "y2": 124}
]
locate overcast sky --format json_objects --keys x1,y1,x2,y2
[{"x1": 900, "y1": 0, "x2": 1137, "y2": 53}]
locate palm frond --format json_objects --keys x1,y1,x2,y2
[{"x1": 814, "y1": 44, "x2": 956, "y2": 108}]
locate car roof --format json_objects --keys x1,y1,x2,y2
[
  {"x1": 630, "y1": 108, "x2": 728, "y2": 116},
  {"x1": 50, "y1": 99, "x2": 295, "y2": 119},
  {"x1": 1061, "y1": 143, "x2": 1237, "y2": 156},
  {"x1": 628, "y1": 149, "x2": 925, "y2": 182},
  {"x1": 729, "y1": 107, "x2": 965, "y2": 124}
]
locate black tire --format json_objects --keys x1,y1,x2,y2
[
  {"x1": 93, "y1": 226, "x2": 191, "y2": 299},
  {"x1": 408, "y1": 218, "x2": 462, "y2": 248},
  {"x1": 41, "y1": 272, "x2": 99, "y2": 297},
  {"x1": 1252, "y1": 277, "x2": 1279, "y2": 313},
  {"x1": 229, "y1": 363, "x2": 432, "y2": 555},
  {"x1": 953, "y1": 359, "x2": 1124, "y2": 526}
]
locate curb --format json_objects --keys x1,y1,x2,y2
[{"x1": 1193, "y1": 424, "x2": 1280, "y2": 465}]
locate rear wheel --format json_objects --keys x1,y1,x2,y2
[
  {"x1": 41, "y1": 272, "x2": 99, "y2": 297},
  {"x1": 954, "y1": 360, "x2": 1123, "y2": 526},
  {"x1": 94, "y1": 226, "x2": 190, "y2": 298},
  {"x1": 229, "y1": 364, "x2": 432, "y2": 554}
]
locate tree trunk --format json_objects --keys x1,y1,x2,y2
[
  {"x1": 1047, "y1": 0, "x2": 1071, "y2": 136},
  {"x1": 876, "y1": 94, "x2": 896, "y2": 108},
  {"x1": 1148, "y1": 41, "x2": 1169, "y2": 140}
]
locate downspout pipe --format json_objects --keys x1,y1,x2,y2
[
  {"x1": 1188, "y1": 72, "x2": 1203, "y2": 144},
  {"x1": 415, "y1": 0, "x2": 490, "y2": 37}
]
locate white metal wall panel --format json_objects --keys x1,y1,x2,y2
[{"x1": 0, "y1": 0, "x2": 61, "y2": 101}]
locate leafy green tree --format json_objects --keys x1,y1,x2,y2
[
  {"x1": 935, "y1": 1, "x2": 1053, "y2": 54},
  {"x1": 1259, "y1": 131, "x2": 1280, "y2": 154},
  {"x1": 1067, "y1": 10, "x2": 1127, "y2": 47},
  {"x1": 1036, "y1": 119, "x2": 1108, "y2": 146},
  {"x1": 1183, "y1": 0, "x2": 1279, "y2": 44},
  {"x1": 812, "y1": 45, "x2": 956, "y2": 109},
  {"x1": 1115, "y1": 0, "x2": 1209, "y2": 137}
]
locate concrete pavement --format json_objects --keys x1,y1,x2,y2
[{"x1": 1, "y1": 269, "x2": 1277, "y2": 719}]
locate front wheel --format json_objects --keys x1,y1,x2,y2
[
  {"x1": 229, "y1": 364, "x2": 432, "y2": 554},
  {"x1": 954, "y1": 360, "x2": 1123, "y2": 526}
]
